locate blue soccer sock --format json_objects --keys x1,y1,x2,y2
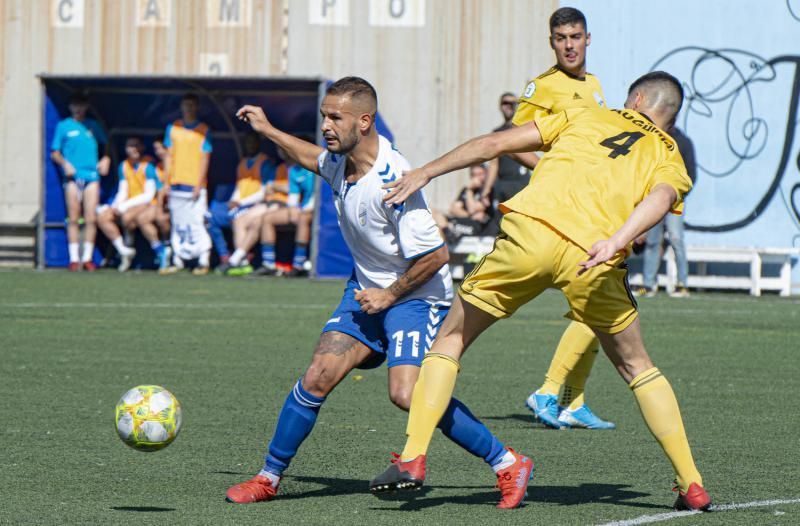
[
  {"x1": 263, "y1": 379, "x2": 326, "y2": 477},
  {"x1": 261, "y1": 243, "x2": 276, "y2": 267},
  {"x1": 437, "y1": 397, "x2": 508, "y2": 468},
  {"x1": 293, "y1": 242, "x2": 308, "y2": 268}
]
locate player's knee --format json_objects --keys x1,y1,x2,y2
[
  {"x1": 388, "y1": 386, "x2": 413, "y2": 411},
  {"x1": 302, "y1": 364, "x2": 338, "y2": 397}
]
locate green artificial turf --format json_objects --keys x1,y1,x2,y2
[{"x1": 1, "y1": 270, "x2": 798, "y2": 525}]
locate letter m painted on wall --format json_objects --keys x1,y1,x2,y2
[{"x1": 207, "y1": 0, "x2": 251, "y2": 27}]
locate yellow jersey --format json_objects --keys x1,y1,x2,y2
[
  {"x1": 512, "y1": 66, "x2": 606, "y2": 126},
  {"x1": 236, "y1": 153, "x2": 268, "y2": 200},
  {"x1": 119, "y1": 157, "x2": 159, "y2": 204},
  {"x1": 501, "y1": 107, "x2": 692, "y2": 257},
  {"x1": 267, "y1": 163, "x2": 289, "y2": 204},
  {"x1": 165, "y1": 119, "x2": 212, "y2": 188}
]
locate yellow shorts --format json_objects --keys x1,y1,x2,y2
[{"x1": 459, "y1": 212, "x2": 638, "y2": 334}]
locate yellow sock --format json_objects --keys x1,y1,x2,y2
[
  {"x1": 401, "y1": 353, "x2": 460, "y2": 461},
  {"x1": 630, "y1": 368, "x2": 702, "y2": 491},
  {"x1": 563, "y1": 348, "x2": 599, "y2": 410},
  {"x1": 539, "y1": 321, "x2": 598, "y2": 399}
]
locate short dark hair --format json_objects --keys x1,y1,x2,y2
[
  {"x1": 628, "y1": 71, "x2": 685, "y2": 118},
  {"x1": 125, "y1": 136, "x2": 144, "y2": 147},
  {"x1": 182, "y1": 93, "x2": 199, "y2": 103},
  {"x1": 326, "y1": 76, "x2": 378, "y2": 113},
  {"x1": 68, "y1": 92, "x2": 89, "y2": 105},
  {"x1": 153, "y1": 134, "x2": 165, "y2": 144},
  {"x1": 549, "y1": 7, "x2": 587, "y2": 32},
  {"x1": 499, "y1": 92, "x2": 516, "y2": 102}
]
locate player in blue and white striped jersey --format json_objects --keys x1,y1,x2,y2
[{"x1": 227, "y1": 77, "x2": 532, "y2": 508}]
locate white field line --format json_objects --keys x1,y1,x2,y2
[
  {"x1": 0, "y1": 302, "x2": 330, "y2": 310},
  {"x1": 596, "y1": 498, "x2": 800, "y2": 526}
]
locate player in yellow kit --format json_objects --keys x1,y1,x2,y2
[
  {"x1": 508, "y1": 7, "x2": 614, "y2": 430},
  {"x1": 372, "y1": 71, "x2": 712, "y2": 512}
]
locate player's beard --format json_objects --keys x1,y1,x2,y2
[{"x1": 328, "y1": 125, "x2": 360, "y2": 154}]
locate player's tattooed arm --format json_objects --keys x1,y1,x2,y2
[
  {"x1": 354, "y1": 245, "x2": 449, "y2": 315},
  {"x1": 236, "y1": 105, "x2": 324, "y2": 174}
]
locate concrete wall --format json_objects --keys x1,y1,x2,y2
[
  {"x1": 286, "y1": 0, "x2": 558, "y2": 208},
  {"x1": 0, "y1": 0, "x2": 558, "y2": 222},
  {"x1": 0, "y1": 0, "x2": 285, "y2": 223}
]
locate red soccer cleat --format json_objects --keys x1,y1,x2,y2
[
  {"x1": 82, "y1": 261, "x2": 97, "y2": 272},
  {"x1": 225, "y1": 474, "x2": 279, "y2": 504},
  {"x1": 370, "y1": 453, "x2": 427, "y2": 494},
  {"x1": 68, "y1": 262, "x2": 80, "y2": 272},
  {"x1": 673, "y1": 482, "x2": 712, "y2": 511},
  {"x1": 495, "y1": 448, "x2": 534, "y2": 509}
]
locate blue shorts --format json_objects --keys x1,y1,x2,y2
[
  {"x1": 322, "y1": 276, "x2": 449, "y2": 369},
  {"x1": 73, "y1": 169, "x2": 100, "y2": 183},
  {"x1": 63, "y1": 178, "x2": 98, "y2": 196}
]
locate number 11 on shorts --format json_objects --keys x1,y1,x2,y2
[{"x1": 392, "y1": 330, "x2": 420, "y2": 358}]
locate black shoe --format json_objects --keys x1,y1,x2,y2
[
  {"x1": 254, "y1": 265, "x2": 278, "y2": 276},
  {"x1": 286, "y1": 266, "x2": 309, "y2": 277},
  {"x1": 370, "y1": 453, "x2": 426, "y2": 496}
]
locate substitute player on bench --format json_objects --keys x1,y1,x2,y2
[
  {"x1": 97, "y1": 137, "x2": 164, "y2": 271},
  {"x1": 372, "y1": 72, "x2": 712, "y2": 512},
  {"x1": 228, "y1": 77, "x2": 532, "y2": 509}
]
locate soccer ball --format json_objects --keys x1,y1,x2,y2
[{"x1": 115, "y1": 385, "x2": 182, "y2": 452}]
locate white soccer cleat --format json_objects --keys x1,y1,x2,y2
[{"x1": 118, "y1": 247, "x2": 136, "y2": 272}]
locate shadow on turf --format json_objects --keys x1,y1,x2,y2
[
  {"x1": 111, "y1": 506, "x2": 175, "y2": 512},
  {"x1": 482, "y1": 413, "x2": 554, "y2": 428},
  {"x1": 219, "y1": 473, "x2": 668, "y2": 512},
  {"x1": 372, "y1": 483, "x2": 669, "y2": 511}
]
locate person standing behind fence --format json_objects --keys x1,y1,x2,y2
[
  {"x1": 50, "y1": 92, "x2": 111, "y2": 271},
  {"x1": 637, "y1": 126, "x2": 696, "y2": 297},
  {"x1": 161, "y1": 93, "x2": 213, "y2": 275}
]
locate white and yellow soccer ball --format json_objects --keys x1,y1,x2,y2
[{"x1": 115, "y1": 385, "x2": 182, "y2": 452}]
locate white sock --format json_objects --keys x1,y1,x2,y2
[
  {"x1": 257, "y1": 470, "x2": 281, "y2": 486},
  {"x1": 198, "y1": 250, "x2": 210, "y2": 268},
  {"x1": 112, "y1": 237, "x2": 127, "y2": 254},
  {"x1": 229, "y1": 249, "x2": 246, "y2": 267},
  {"x1": 68, "y1": 243, "x2": 79, "y2": 263},
  {"x1": 491, "y1": 450, "x2": 516, "y2": 473},
  {"x1": 81, "y1": 242, "x2": 94, "y2": 262}
]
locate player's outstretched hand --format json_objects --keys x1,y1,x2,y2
[
  {"x1": 236, "y1": 105, "x2": 272, "y2": 136},
  {"x1": 578, "y1": 239, "x2": 622, "y2": 276},
  {"x1": 354, "y1": 288, "x2": 396, "y2": 315},
  {"x1": 382, "y1": 168, "x2": 431, "y2": 205}
]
